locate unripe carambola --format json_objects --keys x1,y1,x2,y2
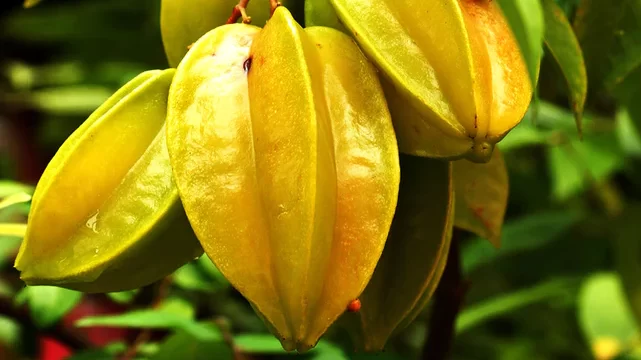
[
  {"x1": 328, "y1": 0, "x2": 533, "y2": 162},
  {"x1": 166, "y1": 8, "x2": 400, "y2": 352},
  {"x1": 15, "y1": 69, "x2": 204, "y2": 293}
]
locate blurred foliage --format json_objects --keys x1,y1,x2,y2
[{"x1": 1, "y1": 0, "x2": 641, "y2": 359}]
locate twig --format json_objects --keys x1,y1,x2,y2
[
  {"x1": 119, "y1": 278, "x2": 173, "y2": 360},
  {"x1": 0, "y1": 295, "x2": 93, "y2": 351},
  {"x1": 269, "y1": 0, "x2": 281, "y2": 15},
  {"x1": 226, "y1": 0, "x2": 252, "y2": 24},
  {"x1": 421, "y1": 230, "x2": 469, "y2": 360},
  {"x1": 213, "y1": 317, "x2": 247, "y2": 360}
]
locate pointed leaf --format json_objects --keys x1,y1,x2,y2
[
  {"x1": 457, "y1": 278, "x2": 579, "y2": 333},
  {"x1": 542, "y1": 0, "x2": 587, "y2": 135},
  {"x1": 462, "y1": 210, "x2": 583, "y2": 273},
  {"x1": 573, "y1": 0, "x2": 641, "y2": 91},
  {"x1": 76, "y1": 310, "x2": 221, "y2": 341}
]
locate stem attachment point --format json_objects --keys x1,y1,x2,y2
[
  {"x1": 269, "y1": 0, "x2": 281, "y2": 15},
  {"x1": 226, "y1": 0, "x2": 252, "y2": 24}
]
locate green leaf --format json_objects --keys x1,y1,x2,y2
[
  {"x1": 496, "y1": 0, "x2": 545, "y2": 87},
  {"x1": 311, "y1": 341, "x2": 349, "y2": 360},
  {"x1": 234, "y1": 334, "x2": 288, "y2": 354},
  {"x1": 157, "y1": 297, "x2": 195, "y2": 320},
  {"x1": 499, "y1": 121, "x2": 551, "y2": 151},
  {"x1": 0, "y1": 316, "x2": 21, "y2": 348},
  {"x1": 616, "y1": 67, "x2": 641, "y2": 157},
  {"x1": 16, "y1": 286, "x2": 82, "y2": 328},
  {"x1": 66, "y1": 343, "x2": 127, "y2": 360},
  {"x1": 578, "y1": 273, "x2": 641, "y2": 360},
  {"x1": 457, "y1": 277, "x2": 579, "y2": 333},
  {"x1": 546, "y1": 132, "x2": 624, "y2": 201},
  {"x1": 573, "y1": 0, "x2": 641, "y2": 91},
  {"x1": 106, "y1": 290, "x2": 138, "y2": 305},
  {"x1": 173, "y1": 256, "x2": 229, "y2": 292},
  {"x1": 233, "y1": 334, "x2": 345, "y2": 358},
  {"x1": 151, "y1": 330, "x2": 232, "y2": 360},
  {"x1": 29, "y1": 86, "x2": 113, "y2": 115},
  {"x1": 196, "y1": 255, "x2": 229, "y2": 288},
  {"x1": 542, "y1": 0, "x2": 587, "y2": 135},
  {"x1": 173, "y1": 263, "x2": 210, "y2": 292},
  {"x1": 529, "y1": 100, "x2": 586, "y2": 132},
  {"x1": 0, "y1": 234, "x2": 23, "y2": 269},
  {"x1": 76, "y1": 310, "x2": 221, "y2": 342},
  {"x1": 453, "y1": 148, "x2": 508, "y2": 248},
  {"x1": 0, "y1": 193, "x2": 31, "y2": 212},
  {"x1": 462, "y1": 210, "x2": 583, "y2": 273},
  {"x1": 349, "y1": 354, "x2": 404, "y2": 360},
  {"x1": 0, "y1": 181, "x2": 34, "y2": 198},
  {"x1": 137, "y1": 342, "x2": 161, "y2": 356},
  {"x1": 616, "y1": 108, "x2": 641, "y2": 157}
]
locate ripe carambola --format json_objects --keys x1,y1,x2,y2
[
  {"x1": 15, "y1": 69, "x2": 203, "y2": 293},
  {"x1": 160, "y1": 0, "x2": 298, "y2": 67},
  {"x1": 341, "y1": 155, "x2": 454, "y2": 351},
  {"x1": 166, "y1": 8, "x2": 400, "y2": 352},
  {"x1": 329, "y1": 0, "x2": 533, "y2": 162}
]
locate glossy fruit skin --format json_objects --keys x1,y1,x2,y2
[
  {"x1": 328, "y1": 0, "x2": 533, "y2": 162},
  {"x1": 166, "y1": 9, "x2": 400, "y2": 352},
  {"x1": 341, "y1": 155, "x2": 454, "y2": 351},
  {"x1": 15, "y1": 69, "x2": 203, "y2": 293},
  {"x1": 160, "y1": 0, "x2": 295, "y2": 68}
]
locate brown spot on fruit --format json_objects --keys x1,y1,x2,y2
[{"x1": 243, "y1": 57, "x2": 253, "y2": 72}]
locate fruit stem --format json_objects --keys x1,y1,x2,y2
[
  {"x1": 421, "y1": 230, "x2": 469, "y2": 360},
  {"x1": 269, "y1": 0, "x2": 281, "y2": 15},
  {"x1": 226, "y1": 0, "x2": 252, "y2": 24}
]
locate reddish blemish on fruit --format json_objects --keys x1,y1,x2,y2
[{"x1": 347, "y1": 299, "x2": 361, "y2": 312}]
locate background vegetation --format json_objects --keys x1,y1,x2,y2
[{"x1": 2, "y1": 0, "x2": 641, "y2": 359}]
